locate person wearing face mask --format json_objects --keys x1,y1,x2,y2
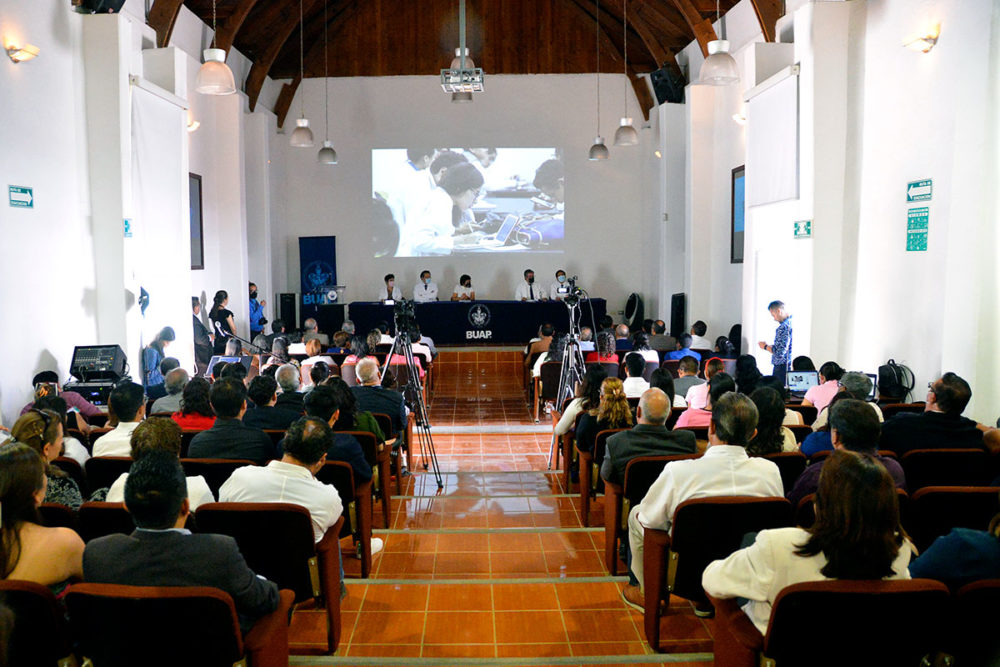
[
  {"x1": 412, "y1": 270, "x2": 439, "y2": 303},
  {"x1": 515, "y1": 269, "x2": 546, "y2": 302},
  {"x1": 451, "y1": 274, "x2": 475, "y2": 301},
  {"x1": 378, "y1": 274, "x2": 402, "y2": 303},
  {"x1": 550, "y1": 269, "x2": 571, "y2": 301},
  {"x1": 248, "y1": 282, "x2": 267, "y2": 338}
]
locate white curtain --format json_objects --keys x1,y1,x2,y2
[{"x1": 746, "y1": 75, "x2": 799, "y2": 207}]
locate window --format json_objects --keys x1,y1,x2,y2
[
  {"x1": 731, "y1": 166, "x2": 745, "y2": 264},
  {"x1": 189, "y1": 173, "x2": 204, "y2": 270}
]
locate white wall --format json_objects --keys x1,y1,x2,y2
[{"x1": 269, "y1": 73, "x2": 662, "y2": 322}]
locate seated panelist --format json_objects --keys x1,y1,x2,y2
[
  {"x1": 378, "y1": 273, "x2": 402, "y2": 303},
  {"x1": 451, "y1": 274, "x2": 475, "y2": 301},
  {"x1": 412, "y1": 270, "x2": 439, "y2": 303}
]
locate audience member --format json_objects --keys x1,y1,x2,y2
[
  {"x1": 801, "y1": 392, "x2": 854, "y2": 457},
  {"x1": 734, "y1": 354, "x2": 762, "y2": 395},
  {"x1": 745, "y1": 388, "x2": 797, "y2": 456},
  {"x1": 614, "y1": 324, "x2": 632, "y2": 352},
  {"x1": 802, "y1": 361, "x2": 844, "y2": 411},
  {"x1": 667, "y1": 334, "x2": 701, "y2": 362},
  {"x1": 303, "y1": 386, "x2": 371, "y2": 484},
  {"x1": 554, "y1": 364, "x2": 608, "y2": 437},
  {"x1": 325, "y1": 378, "x2": 387, "y2": 445},
  {"x1": 649, "y1": 368, "x2": 686, "y2": 409},
  {"x1": 703, "y1": 451, "x2": 912, "y2": 634},
  {"x1": 20, "y1": 371, "x2": 102, "y2": 418},
  {"x1": 341, "y1": 320, "x2": 356, "y2": 337},
  {"x1": 328, "y1": 331, "x2": 351, "y2": 354},
  {"x1": 686, "y1": 358, "x2": 725, "y2": 410},
  {"x1": 623, "y1": 392, "x2": 782, "y2": 610},
  {"x1": 674, "y1": 373, "x2": 736, "y2": 429},
  {"x1": 93, "y1": 382, "x2": 146, "y2": 457},
  {"x1": 188, "y1": 378, "x2": 275, "y2": 464},
  {"x1": 622, "y1": 353, "x2": 650, "y2": 399},
  {"x1": 308, "y1": 362, "x2": 334, "y2": 389},
  {"x1": 223, "y1": 338, "x2": 244, "y2": 357},
  {"x1": 146, "y1": 357, "x2": 180, "y2": 402},
  {"x1": 303, "y1": 317, "x2": 330, "y2": 346},
  {"x1": 221, "y1": 360, "x2": 249, "y2": 387},
  {"x1": 756, "y1": 376, "x2": 804, "y2": 425},
  {"x1": 151, "y1": 368, "x2": 189, "y2": 414},
  {"x1": 881, "y1": 372, "x2": 992, "y2": 455},
  {"x1": 578, "y1": 327, "x2": 596, "y2": 353},
  {"x1": 598, "y1": 315, "x2": 615, "y2": 333},
  {"x1": 811, "y1": 372, "x2": 882, "y2": 431},
  {"x1": 574, "y1": 378, "x2": 633, "y2": 458},
  {"x1": 274, "y1": 364, "x2": 305, "y2": 414},
  {"x1": 343, "y1": 336, "x2": 369, "y2": 366},
  {"x1": 689, "y1": 321, "x2": 712, "y2": 350},
  {"x1": 243, "y1": 376, "x2": 300, "y2": 431},
  {"x1": 792, "y1": 355, "x2": 816, "y2": 371},
  {"x1": 303, "y1": 339, "x2": 335, "y2": 368},
  {"x1": 788, "y1": 399, "x2": 905, "y2": 508},
  {"x1": 532, "y1": 333, "x2": 566, "y2": 379},
  {"x1": 0, "y1": 444, "x2": 84, "y2": 589},
  {"x1": 648, "y1": 320, "x2": 675, "y2": 354},
  {"x1": 85, "y1": 449, "x2": 278, "y2": 635},
  {"x1": 909, "y1": 491, "x2": 1000, "y2": 590},
  {"x1": 351, "y1": 358, "x2": 407, "y2": 437},
  {"x1": 601, "y1": 388, "x2": 697, "y2": 487},
  {"x1": 525, "y1": 323, "x2": 555, "y2": 371},
  {"x1": 32, "y1": 395, "x2": 90, "y2": 467},
  {"x1": 105, "y1": 418, "x2": 215, "y2": 510},
  {"x1": 630, "y1": 333, "x2": 659, "y2": 363},
  {"x1": 10, "y1": 410, "x2": 83, "y2": 509},
  {"x1": 586, "y1": 331, "x2": 619, "y2": 364},
  {"x1": 220, "y1": 418, "x2": 344, "y2": 544},
  {"x1": 171, "y1": 377, "x2": 216, "y2": 430},
  {"x1": 714, "y1": 336, "x2": 736, "y2": 359},
  {"x1": 673, "y1": 357, "x2": 705, "y2": 399}
]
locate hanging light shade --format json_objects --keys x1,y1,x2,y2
[
  {"x1": 196, "y1": 48, "x2": 236, "y2": 95},
  {"x1": 698, "y1": 39, "x2": 739, "y2": 85},
  {"x1": 614, "y1": 0, "x2": 638, "y2": 148},
  {"x1": 588, "y1": 137, "x2": 609, "y2": 161},
  {"x1": 317, "y1": 140, "x2": 338, "y2": 164},
  {"x1": 451, "y1": 92, "x2": 473, "y2": 103},
  {"x1": 451, "y1": 47, "x2": 475, "y2": 70},
  {"x1": 290, "y1": 117, "x2": 315, "y2": 147},
  {"x1": 614, "y1": 118, "x2": 639, "y2": 146}
]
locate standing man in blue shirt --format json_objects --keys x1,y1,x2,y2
[
  {"x1": 758, "y1": 300, "x2": 792, "y2": 383},
  {"x1": 249, "y1": 282, "x2": 267, "y2": 339}
]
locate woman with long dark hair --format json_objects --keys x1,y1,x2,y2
[
  {"x1": 171, "y1": 377, "x2": 215, "y2": 430},
  {"x1": 0, "y1": 443, "x2": 84, "y2": 590},
  {"x1": 10, "y1": 410, "x2": 82, "y2": 509},
  {"x1": 735, "y1": 354, "x2": 763, "y2": 395},
  {"x1": 703, "y1": 451, "x2": 913, "y2": 634},
  {"x1": 209, "y1": 290, "x2": 236, "y2": 354},
  {"x1": 555, "y1": 364, "x2": 610, "y2": 437},
  {"x1": 746, "y1": 387, "x2": 796, "y2": 456}
]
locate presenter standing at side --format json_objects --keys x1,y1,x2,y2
[
  {"x1": 758, "y1": 300, "x2": 792, "y2": 383},
  {"x1": 451, "y1": 274, "x2": 475, "y2": 301},
  {"x1": 515, "y1": 269, "x2": 546, "y2": 302},
  {"x1": 378, "y1": 274, "x2": 402, "y2": 303},
  {"x1": 412, "y1": 270, "x2": 439, "y2": 303}
]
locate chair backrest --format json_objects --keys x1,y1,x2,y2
[
  {"x1": 764, "y1": 579, "x2": 950, "y2": 666},
  {"x1": 951, "y1": 579, "x2": 1000, "y2": 665},
  {"x1": 909, "y1": 486, "x2": 1000, "y2": 552},
  {"x1": 593, "y1": 428, "x2": 629, "y2": 465},
  {"x1": 180, "y1": 430, "x2": 201, "y2": 457},
  {"x1": 66, "y1": 583, "x2": 244, "y2": 667},
  {"x1": 901, "y1": 448, "x2": 992, "y2": 490},
  {"x1": 38, "y1": 502, "x2": 78, "y2": 530},
  {"x1": 880, "y1": 402, "x2": 926, "y2": 419},
  {"x1": 539, "y1": 362, "x2": 563, "y2": 401},
  {"x1": 316, "y1": 461, "x2": 356, "y2": 538},
  {"x1": 341, "y1": 363, "x2": 358, "y2": 387},
  {"x1": 300, "y1": 364, "x2": 313, "y2": 387},
  {"x1": 53, "y1": 456, "x2": 88, "y2": 496},
  {"x1": 786, "y1": 425, "x2": 812, "y2": 443},
  {"x1": 597, "y1": 362, "x2": 620, "y2": 378},
  {"x1": 79, "y1": 502, "x2": 135, "y2": 542},
  {"x1": 670, "y1": 496, "x2": 793, "y2": 601},
  {"x1": 0, "y1": 580, "x2": 76, "y2": 667},
  {"x1": 84, "y1": 456, "x2": 133, "y2": 492},
  {"x1": 370, "y1": 412, "x2": 394, "y2": 440},
  {"x1": 180, "y1": 458, "x2": 256, "y2": 498},
  {"x1": 660, "y1": 359, "x2": 680, "y2": 378},
  {"x1": 87, "y1": 427, "x2": 113, "y2": 451},
  {"x1": 194, "y1": 502, "x2": 318, "y2": 601},
  {"x1": 785, "y1": 404, "x2": 818, "y2": 425},
  {"x1": 623, "y1": 454, "x2": 700, "y2": 507},
  {"x1": 341, "y1": 430, "x2": 379, "y2": 468},
  {"x1": 761, "y1": 451, "x2": 808, "y2": 492},
  {"x1": 262, "y1": 429, "x2": 286, "y2": 453},
  {"x1": 797, "y1": 489, "x2": 909, "y2": 529},
  {"x1": 665, "y1": 407, "x2": 686, "y2": 430},
  {"x1": 674, "y1": 426, "x2": 708, "y2": 441}
]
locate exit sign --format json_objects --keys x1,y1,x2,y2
[
  {"x1": 793, "y1": 220, "x2": 812, "y2": 239},
  {"x1": 8, "y1": 185, "x2": 33, "y2": 208},
  {"x1": 907, "y1": 179, "x2": 932, "y2": 202}
]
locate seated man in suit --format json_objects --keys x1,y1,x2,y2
[
  {"x1": 350, "y1": 358, "x2": 407, "y2": 438},
  {"x1": 647, "y1": 320, "x2": 675, "y2": 354},
  {"x1": 302, "y1": 317, "x2": 330, "y2": 346},
  {"x1": 614, "y1": 324, "x2": 632, "y2": 352},
  {"x1": 83, "y1": 450, "x2": 279, "y2": 635},
  {"x1": 243, "y1": 375, "x2": 301, "y2": 431},
  {"x1": 667, "y1": 333, "x2": 702, "y2": 362},
  {"x1": 601, "y1": 388, "x2": 696, "y2": 487},
  {"x1": 622, "y1": 392, "x2": 783, "y2": 613},
  {"x1": 880, "y1": 372, "x2": 994, "y2": 456},
  {"x1": 274, "y1": 364, "x2": 305, "y2": 414},
  {"x1": 188, "y1": 378, "x2": 276, "y2": 464}
]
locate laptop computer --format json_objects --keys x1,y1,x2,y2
[
  {"x1": 479, "y1": 214, "x2": 519, "y2": 248},
  {"x1": 786, "y1": 370, "x2": 819, "y2": 397}
]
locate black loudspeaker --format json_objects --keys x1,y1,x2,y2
[
  {"x1": 650, "y1": 66, "x2": 686, "y2": 105},
  {"x1": 73, "y1": 0, "x2": 126, "y2": 13},
  {"x1": 669, "y1": 293, "x2": 686, "y2": 339},
  {"x1": 277, "y1": 293, "x2": 298, "y2": 329},
  {"x1": 624, "y1": 293, "x2": 644, "y2": 330}
]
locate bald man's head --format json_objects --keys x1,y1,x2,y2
[{"x1": 637, "y1": 388, "x2": 670, "y2": 425}]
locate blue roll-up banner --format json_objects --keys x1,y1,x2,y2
[{"x1": 298, "y1": 236, "x2": 337, "y2": 312}]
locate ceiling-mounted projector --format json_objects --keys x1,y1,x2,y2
[{"x1": 72, "y1": 0, "x2": 126, "y2": 14}]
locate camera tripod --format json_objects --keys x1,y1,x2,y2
[
  {"x1": 381, "y1": 331, "x2": 443, "y2": 489},
  {"x1": 547, "y1": 298, "x2": 586, "y2": 470}
]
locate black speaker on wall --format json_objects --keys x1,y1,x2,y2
[
  {"x1": 650, "y1": 66, "x2": 686, "y2": 105},
  {"x1": 669, "y1": 293, "x2": 686, "y2": 339},
  {"x1": 277, "y1": 293, "x2": 298, "y2": 329},
  {"x1": 72, "y1": 0, "x2": 126, "y2": 13}
]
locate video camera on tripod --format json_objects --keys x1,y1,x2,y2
[
  {"x1": 393, "y1": 299, "x2": 420, "y2": 343},
  {"x1": 563, "y1": 276, "x2": 585, "y2": 307}
]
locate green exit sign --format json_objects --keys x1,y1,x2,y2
[
  {"x1": 793, "y1": 220, "x2": 812, "y2": 239},
  {"x1": 907, "y1": 179, "x2": 932, "y2": 202},
  {"x1": 8, "y1": 185, "x2": 33, "y2": 208}
]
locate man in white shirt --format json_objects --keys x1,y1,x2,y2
[
  {"x1": 622, "y1": 392, "x2": 783, "y2": 610},
  {"x1": 622, "y1": 353, "x2": 651, "y2": 399},
  {"x1": 220, "y1": 417, "x2": 343, "y2": 544},
  {"x1": 579, "y1": 327, "x2": 596, "y2": 353},
  {"x1": 689, "y1": 320, "x2": 712, "y2": 350},
  {"x1": 514, "y1": 269, "x2": 545, "y2": 302},
  {"x1": 412, "y1": 270, "x2": 439, "y2": 303},
  {"x1": 377, "y1": 274, "x2": 402, "y2": 303},
  {"x1": 550, "y1": 269, "x2": 570, "y2": 301},
  {"x1": 93, "y1": 382, "x2": 146, "y2": 457}
]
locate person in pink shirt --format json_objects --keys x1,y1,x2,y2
[
  {"x1": 801, "y1": 361, "x2": 844, "y2": 412},
  {"x1": 685, "y1": 358, "x2": 726, "y2": 410},
  {"x1": 675, "y1": 373, "x2": 735, "y2": 429}
]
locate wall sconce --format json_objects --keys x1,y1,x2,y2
[
  {"x1": 904, "y1": 25, "x2": 940, "y2": 53},
  {"x1": 6, "y1": 44, "x2": 40, "y2": 63},
  {"x1": 186, "y1": 110, "x2": 200, "y2": 133}
]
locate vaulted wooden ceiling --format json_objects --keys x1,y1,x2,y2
[{"x1": 149, "y1": 0, "x2": 783, "y2": 125}]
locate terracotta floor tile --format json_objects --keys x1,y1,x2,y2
[
  {"x1": 495, "y1": 643, "x2": 572, "y2": 658},
  {"x1": 490, "y1": 551, "x2": 548, "y2": 575},
  {"x1": 344, "y1": 644, "x2": 422, "y2": 657},
  {"x1": 654, "y1": 611, "x2": 714, "y2": 640},
  {"x1": 350, "y1": 611, "x2": 425, "y2": 644},
  {"x1": 359, "y1": 583, "x2": 428, "y2": 612},
  {"x1": 544, "y1": 549, "x2": 606, "y2": 575},
  {"x1": 423, "y1": 611, "x2": 495, "y2": 644},
  {"x1": 556, "y1": 582, "x2": 628, "y2": 610},
  {"x1": 341, "y1": 584, "x2": 367, "y2": 612},
  {"x1": 494, "y1": 610, "x2": 567, "y2": 644},
  {"x1": 421, "y1": 644, "x2": 497, "y2": 658},
  {"x1": 569, "y1": 641, "x2": 650, "y2": 656},
  {"x1": 539, "y1": 531, "x2": 600, "y2": 552},
  {"x1": 436, "y1": 532, "x2": 490, "y2": 552},
  {"x1": 488, "y1": 532, "x2": 543, "y2": 552},
  {"x1": 562, "y1": 609, "x2": 643, "y2": 643},
  {"x1": 289, "y1": 609, "x2": 334, "y2": 645},
  {"x1": 382, "y1": 533, "x2": 438, "y2": 553},
  {"x1": 375, "y1": 553, "x2": 435, "y2": 577},
  {"x1": 427, "y1": 584, "x2": 493, "y2": 611},
  {"x1": 492, "y1": 583, "x2": 560, "y2": 611},
  {"x1": 434, "y1": 552, "x2": 487, "y2": 575}
]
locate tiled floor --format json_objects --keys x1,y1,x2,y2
[{"x1": 289, "y1": 349, "x2": 715, "y2": 666}]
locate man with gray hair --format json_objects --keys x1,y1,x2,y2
[
  {"x1": 350, "y1": 358, "x2": 407, "y2": 437},
  {"x1": 621, "y1": 392, "x2": 783, "y2": 613},
  {"x1": 274, "y1": 363, "x2": 305, "y2": 415},
  {"x1": 150, "y1": 368, "x2": 189, "y2": 414},
  {"x1": 341, "y1": 320, "x2": 355, "y2": 336},
  {"x1": 303, "y1": 317, "x2": 329, "y2": 346},
  {"x1": 810, "y1": 371, "x2": 882, "y2": 431},
  {"x1": 579, "y1": 326, "x2": 595, "y2": 353}
]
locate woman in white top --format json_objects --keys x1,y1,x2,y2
[
  {"x1": 406, "y1": 163, "x2": 484, "y2": 256},
  {"x1": 554, "y1": 365, "x2": 610, "y2": 436},
  {"x1": 104, "y1": 417, "x2": 216, "y2": 510},
  {"x1": 451, "y1": 274, "x2": 475, "y2": 301},
  {"x1": 702, "y1": 451, "x2": 914, "y2": 634},
  {"x1": 649, "y1": 368, "x2": 688, "y2": 409},
  {"x1": 630, "y1": 333, "x2": 661, "y2": 364},
  {"x1": 377, "y1": 274, "x2": 402, "y2": 302}
]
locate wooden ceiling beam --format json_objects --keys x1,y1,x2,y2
[
  {"x1": 668, "y1": 0, "x2": 717, "y2": 56},
  {"x1": 214, "y1": 0, "x2": 260, "y2": 54},
  {"x1": 298, "y1": 1, "x2": 365, "y2": 79},
  {"x1": 245, "y1": 0, "x2": 321, "y2": 112},
  {"x1": 628, "y1": 0, "x2": 670, "y2": 67},
  {"x1": 274, "y1": 75, "x2": 302, "y2": 129},
  {"x1": 562, "y1": 0, "x2": 624, "y2": 65},
  {"x1": 749, "y1": 0, "x2": 783, "y2": 42},
  {"x1": 148, "y1": 0, "x2": 185, "y2": 48}
]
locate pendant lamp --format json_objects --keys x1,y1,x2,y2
[
  {"x1": 317, "y1": 0, "x2": 337, "y2": 164},
  {"x1": 290, "y1": 0, "x2": 315, "y2": 148},
  {"x1": 698, "y1": 0, "x2": 739, "y2": 86},
  {"x1": 195, "y1": 0, "x2": 236, "y2": 95},
  {"x1": 613, "y1": 0, "x2": 638, "y2": 147},
  {"x1": 588, "y1": 0, "x2": 609, "y2": 160}
]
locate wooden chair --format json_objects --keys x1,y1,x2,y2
[
  {"x1": 532, "y1": 361, "x2": 562, "y2": 423},
  {"x1": 317, "y1": 460, "x2": 374, "y2": 577},
  {"x1": 908, "y1": 486, "x2": 1000, "y2": 552},
  {"x1": 87, "y1": 427, "x2": 113, "y2": 451},
  {"x1": 797, "y1": 489, "x2": 909, "y2": 529},
  {"x1": 602, "y1": 454, "x2": 699, "y2": 575},
  {"x1": 194, "y1": 503, "x2": 345, "y2": 653},
  {"x1": 180, "y1": 458, "x2": 256, "y2": 498},
  {"x1": 761, "y1": 451, "x2": 807, "y2": 492},
  {"x1": 53, "y1": 456, "x2": 88, "y2": 497},
  {"x1": 674, "y1": 426, "x2": 708, "y2": 441},
  {"x1": 665, "y1": 407, "x2": 686, "y2": 430},
  {"x1": 78, "y1": 502, "x2": 135, "y2": 542},
  {"x1": 66, "y1": 583, "x2": 295, "y2": 667},
  {"x1": 642, "y1": 496, "x2": 793, "y2": 651},
  {"x1": 585, "y1": 361, "x2": 620, "y2": 381},
  {"x1": 947, "y1": 580, "x2": 1000, "y2": 665},
  {"x1": 880, "y1": 402, "x2": 926, "y2": 419},
  {"x1": 659, "y1": 359, "x2": 680, "y2": 378},
  {"x1": 559, "y1": 411, "x2": 586, "y2": 493},
  {"x1": 901, "y1": 448, "x2": 992, "y2": 490},
  {"x1": 343, "y1": 430, "x2": 391, "y2": 528},
  {"x1": 0, "y1": 580, "x2": 78, "y2": 667},
  {"x1": 39, "y1": 502, "x2": 79, "y2": 531},
  {"x1": 784, "y1": 404, "x2": 818, "y2": 425},
  {"x1": 341, "y1": 364, "x2": 358, "y2": 387},
  {"x1": 84, "y1": 456, "x2": 133, "y2": 493},
  {"x1": 371, "y1": 411, "x2": 408, "y2": 495},
  {"x1": 577, "y1": 428, "x2": 627, "y2": 526},
  {"x1": 786, "y1": 425, "x2": 812, "y2": 443},
  {"x1": 523, "y1": 351, "x2": 544, "y2": 388},
  {"x1": 707, "y1": 579, "x2": 950, "y2": 667},
  {"x1": 179, "y1": 430, "x2": 202, "y2": 457}
]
